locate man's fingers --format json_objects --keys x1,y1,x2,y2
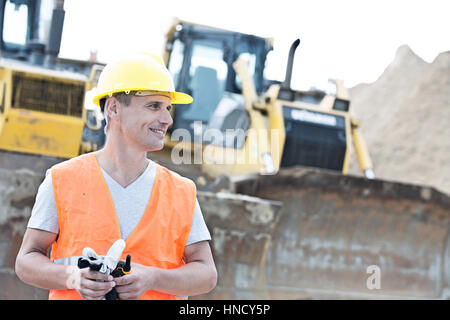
[
  {"x1": 78, "y1": 279, "x2": 115, "y2": 300},
  {"x1": 113, "y1": 274, "x2": 133, "y2": 286},
  {"x1": 82, "y1": 277, "x2": 115, "y2": 291},
  {"x1": 83, "y1": 269, "x2": 113, "y2": 282},
  {"x1": 76, "y1": 268, "x2": 115, "y2": 300},
  {"x1": 79, "y1": 287, "x2": 107, "y2": 300},
  {"x1": 114, "y1": 275, "x2": 136, "y2": 294},
  {"x1": 114, "y1": 283, "x2": 133, "y2": 293}
]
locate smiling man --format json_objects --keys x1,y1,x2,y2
[{"x1": 15, "y1": 53, "x2": 217, "y2": 300}]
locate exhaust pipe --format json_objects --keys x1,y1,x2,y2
[
  {"x1": 282, "y1": 38, "x2": 300, "y2": 89},
  {"x1": 44, "y1": 0, "x2": 65, "y2": 69}
]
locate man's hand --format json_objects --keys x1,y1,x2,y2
[
  {"x1": 113, "y1": 263, "x2": 153, "y2": 300},
  {"x1": 112, "y1": 241, "x2": 217, "y2": 299},
  {"x1": 68, "y1": 266, "x2": 116, "y2": 300}
]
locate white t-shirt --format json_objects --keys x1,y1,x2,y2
[{"x1": 27, "y1": 159, "x2": 211, "y2": 246}]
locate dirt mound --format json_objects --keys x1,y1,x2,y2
[{"x1": 348, "y1": 46, "x2": 450, "y2": 195}]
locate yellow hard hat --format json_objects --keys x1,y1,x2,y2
[{"x1": 92, "y1": 53, "x2": 193, "y2": 106}]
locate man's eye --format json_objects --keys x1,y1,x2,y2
[{"x1": 147, "y1": 104, "x2": 159, "y2": 109}]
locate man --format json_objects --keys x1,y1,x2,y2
[{"x1": 15, "y1": 53, "x2": 217, "y2": 300}]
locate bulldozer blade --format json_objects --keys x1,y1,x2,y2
[
  {"x1": 195, "y1": 191, "x2": 283, "y2": 299},
  {"x1": 229, "y1": 167, "x2": 450, "y2": 299},
  {"x1": 0, "y1": 150, "x2": 63, "y2": 176}
]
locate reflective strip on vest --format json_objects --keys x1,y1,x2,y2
[{"x1": 53, "y1": 256, "x2": 81, "y2": 266}]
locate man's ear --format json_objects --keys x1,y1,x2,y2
[{"x1": 104, "y1": 97, "x2": 119, "y2": 118}]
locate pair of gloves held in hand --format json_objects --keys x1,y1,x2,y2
[{"x1": 77, "y1": 239, "x2": 131, "y2": 300}]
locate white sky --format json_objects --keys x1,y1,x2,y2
[{"x1": 59, "y1": 0, "x2": 449, "y2": 89}]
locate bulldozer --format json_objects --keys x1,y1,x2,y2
[
  {"x1": 0, "y1": 0, "x2": 105, "y2": 175},
  {"x1": 0, "y1": 0, "x2": 107, "y2": 299},
  {"x1": 151, "y1": 19, "x2": 450, "y2": 299},
  {"x1": 148, "y1": 19, "x2": 375, "y2": 186}
]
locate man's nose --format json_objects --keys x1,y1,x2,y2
[{"x1": 159, "y1": 109, "x2": 173, "y2": 126}]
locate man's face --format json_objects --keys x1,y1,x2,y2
[{"x1": 115, "y1": 94, "x2": 173, "y2": 152}]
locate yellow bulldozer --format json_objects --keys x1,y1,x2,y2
[
  {"x1": 0, "y1": 0, "x2": 105, "y2": 299},
  {"x1": 0, "y1": 1, "x2": 449, "y2": 300},
  {"x1": 144, "y1": 20, "x2": 375, "y2": 186},
  {"x1": 152, "y1": 19, "x2": 450, "y2": 299},
  {"x1": 0, "y1": 0, "x2": 105, "y2": 174}
]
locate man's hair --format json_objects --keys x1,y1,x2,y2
[
  {"x1": 100, "y1": 91, "x2": 134, "y2": 110},
  {"x1": 101, "y1": 91, "x2": 135, "y2": 134}
]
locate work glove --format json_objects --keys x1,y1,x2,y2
[{"x1": 77, "y1": 239, "x2": 129, "y2": 300}]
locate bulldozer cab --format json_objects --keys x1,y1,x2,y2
[
  {"x1": 164, "y1": 20, "x2": 272, "y2": 143},
  {"x1": 0, "y1": 0, "x2": 37, "y2": 58}
]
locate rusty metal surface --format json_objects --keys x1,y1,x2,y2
[
  {"x1": 228, "y1": 167, "x2": 450, "y2": 299},
  {"x1": 196, "y1": 192, "x2": 282, "y2": 299},
  {"x1": 0, "y1": 150, "x2": 64, "y2": 177},
  {"x1": 0, "y1": 168, "x2": 49, "y2": 299},
  {"x1": 0, "y1": 151, "x2": 62, "y2": 299}
]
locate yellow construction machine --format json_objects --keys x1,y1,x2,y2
[
  {"x1": 0, "y1": 0, "x2": 108, "y2": 300},
  {"x1": 150, "y1": 20, "x2": 374, "y2": 187},
  {"x1": 154, "y1": 19, "x2": 450, "y2": 299},
  {"x1": 0, "y1": 0, "x2": 105, "y2": 174}
]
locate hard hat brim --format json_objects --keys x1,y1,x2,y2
[
  {"x1": 171, "y1": 91, "x2": 193, "y2": 105},
  {"x1": 92, "y1": 89, "x2": 193, "y2": 106}
]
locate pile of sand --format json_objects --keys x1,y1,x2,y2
[{"x1": 348, "y1": 45, "x2": 450, "y2": 195}]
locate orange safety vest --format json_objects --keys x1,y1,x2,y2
[{"x1": 48, "y1": 153, "x2": 196, "y2": 300}]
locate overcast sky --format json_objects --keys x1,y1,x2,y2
[{"x1": 59, "y1": 0, "x2": 449, "y2": 89}]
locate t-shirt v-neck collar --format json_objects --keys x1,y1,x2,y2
[{"x1": 99, "y1": 161, "x2": 153, "y2": 190}]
